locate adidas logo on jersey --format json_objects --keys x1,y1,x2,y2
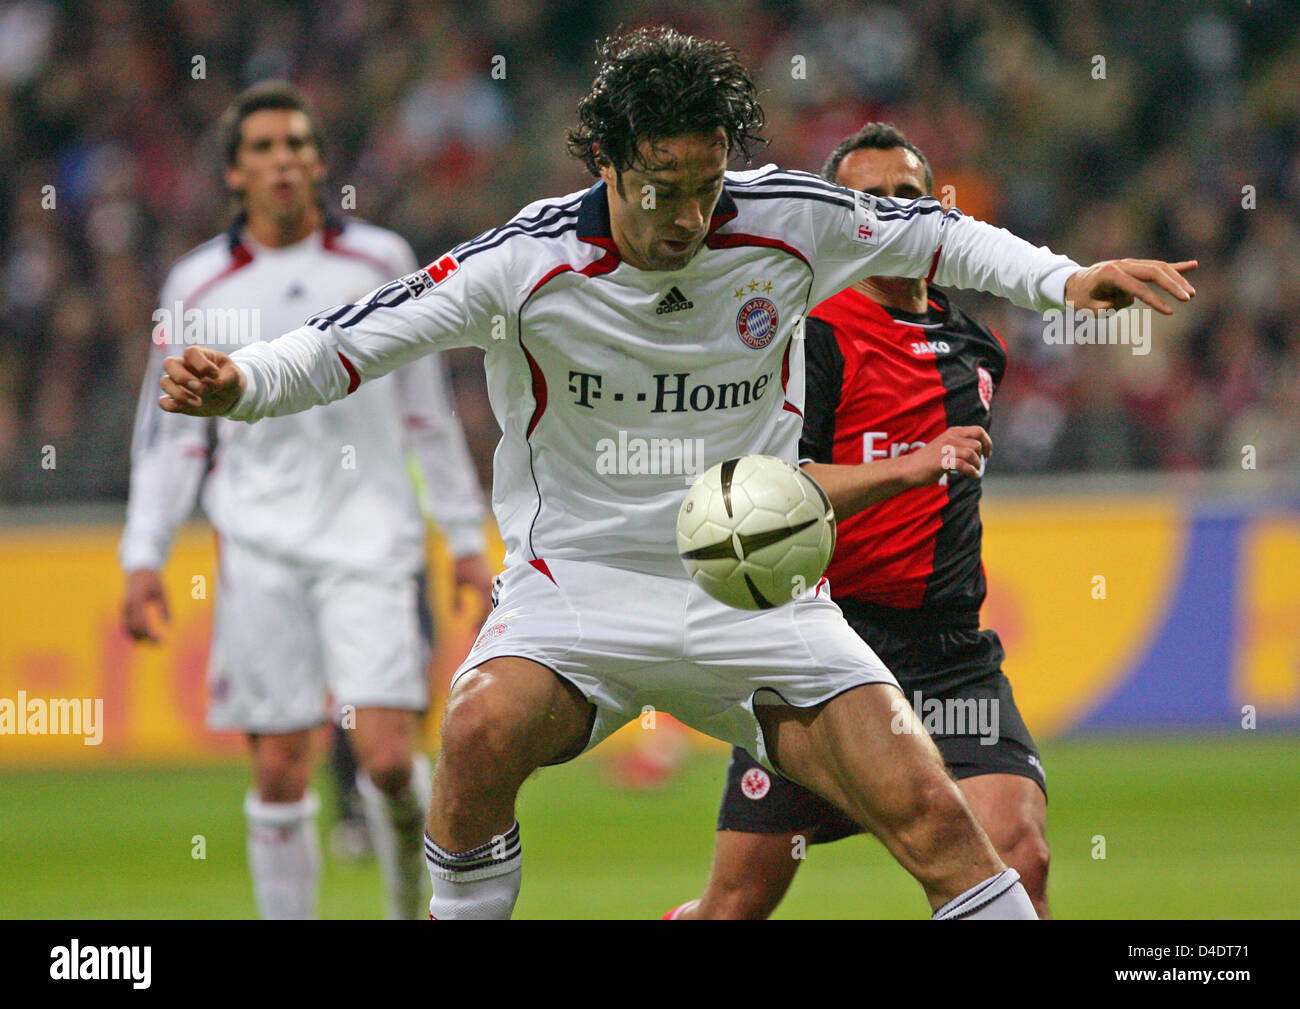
[{"x1": 655, "y1": 286, "x2": 694, "y2": 314}]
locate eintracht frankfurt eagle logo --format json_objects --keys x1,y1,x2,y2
[
  {"x1": 977, "y1": 366, "x2": 994, "y2": 411},
  {"x1": 740, "y1": 767, "x2": 771, "y2": 800},
  {"x1": 736, "y1": 297, "x2": 779, "y2": 349}
]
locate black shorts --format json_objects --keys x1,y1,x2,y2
[{"x1": 717, "y1": 601, "x2": 1046, "y2": 844}]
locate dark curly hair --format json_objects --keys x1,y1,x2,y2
[
  {"x1": 822, "y1": 122, "x2": 932, "y2": 194},
  {"x1": 567, "y1": 27, "x2": 766, "y2": 178}
]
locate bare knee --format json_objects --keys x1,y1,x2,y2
[
  {"x1": 699, "y1": 878, "x2": 783, "y2": 920},
  {"x1": 443, "y1": 684, "x2": 520, "y2": 762},
  {"x1": 436, "y1": 676, "x2": 539, "y2": 805},
  {"x1": 998, "y1": 824, "x2": 1051, "y2": 910},
  {"x1": 250, "y1": 735, "x2": 312, "y2": 802},
  {"x1": 361, "y1": 749, "x2": 413, "y2": 795}
]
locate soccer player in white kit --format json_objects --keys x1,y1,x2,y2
[
  {"x1": 156, "y1": 32, "x2": 1197, "y2": 919},
  {"x1": 120, "y1": 83, "x2": 492, "y2": 919}
]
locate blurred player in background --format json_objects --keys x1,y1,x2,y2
[
  {"x1": 155, "y1": 29, "x2": 1195, "y2": 920},
  {"x1": 670, "y1": 124, "x2": 1051, "y2": 919},
  {"x1": 119, "y1": 82, "x2": 492, "y2": 919}
]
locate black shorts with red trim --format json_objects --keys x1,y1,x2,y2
[{"x1": 716, "y1": 600, "x2": 1045, "y2": 844}]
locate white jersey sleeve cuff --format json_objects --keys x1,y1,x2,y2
[{"x1": 225, "y1": 357, "x2": 261, "y2": 422}]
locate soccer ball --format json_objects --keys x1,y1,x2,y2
[{"x1": 676, "y1": 455, "x2": 836, "y2": 610}]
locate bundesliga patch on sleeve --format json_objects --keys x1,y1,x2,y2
[
  {"x1": 850, "y1": 191, "x2": 879, "y2": 246},
  {"x1": 397, "y1": 253, "x2": 460, "y2": 299}
]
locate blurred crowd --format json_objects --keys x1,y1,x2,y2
[{"x1": 2, "y1": 0, "x2": 1297, "y2": 503}]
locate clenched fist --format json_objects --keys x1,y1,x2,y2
[
  {"x1": 901, "y1": 425, "x2": 993, "y2": 486},
  {"x1": 159, "y1": 346, "x2": 245, "y2": 416}
]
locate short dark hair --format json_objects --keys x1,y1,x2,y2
[
  {"x1": 566, "y1": 27, "x2": 766, "y2": 178},
  {"x1": 218, "y1": 80, "x2": 323, "y2": 166},
  {"x1": 822, "y1": 122, "x2": 932, "y2": 194}
]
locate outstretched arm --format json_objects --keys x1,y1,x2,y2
[
  {"x1": 799, "y1": 171, "x2": 1197, "y2": 315},
  {"x1": 159, "y1": 244, "x2": 512, "y2": 420}
]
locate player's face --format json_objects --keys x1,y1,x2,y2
[
  {"x1": 834, "y1": 145, "x2": 928, "y2": 203},
  {"x1": 836, "y1": 146, "x2": 929, "y2": 295},
  {"x1": 226, "y1": 109, "x2": 324, "y2": 227},
  {"x1": 600, "y1": 128, "x2": 728, "y2": 271}
]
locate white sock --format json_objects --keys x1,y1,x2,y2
[
  {"x1": 356, "y1": 753, "x2": 432, "y2": 920},
  {"x1": 425, "y1": 822, "x2": 522, "y2": 920},
  {"x1": 244, "y1": 791, "x2": 320, "y2": 920},
  {"x1": 932, "y1": 868, "x2": 1038, "y2": 920}
]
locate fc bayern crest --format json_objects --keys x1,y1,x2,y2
[
  {"x1": 740, "y1": 767, "x2": 771, "y2": 800},
  {"x1": 736, "y1": 297, "x2": 779, "y2": 349},
  {"x1": 976, "y1": 366, "x2": 994, "y2": 411}
]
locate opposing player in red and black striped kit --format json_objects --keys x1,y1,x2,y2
[{"x1": 671, "y1": 124, "x2": 1051, "y2": 919}]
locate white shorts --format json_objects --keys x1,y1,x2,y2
[
  {"x1": 454, "y1": 558, "x2": 899, "y2": 769},
  {"x1": 208, "y1": 536, "x2": 430, "y2": 733}
]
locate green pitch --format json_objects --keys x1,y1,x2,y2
[{"x1": 2, "y1": 736, "x2": 1296, "y2": 919}]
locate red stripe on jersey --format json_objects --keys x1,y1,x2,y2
[
  {"x1": 520, "y1": 252, "x2": 614, "y2": 439},
  {"x1": 779, "y1": 338, "x2": 802, "y2": 417},
  {"x1": 337, "y1": 353, "x2": 361, "y2": 394},
  {"x1": 522, "y1": 344, "x2": 547, "y2": 437},
  {"x1": 322, "y1": 230, "x2": 394, "y2": 275},
  {"x1": 924, "y1": 244, "x2": 943, "y2": 283},
  {"x1": 705, "y1": 232, "x2": 811, "y2": 268},
  {"x1": 530, "y1": 264, "x2": 572, "y2": 296},
  {"x1": 813, "y1": 288, "x2": 949, "y2": 607},
  {"x1": 184, "y1": 243, "x2": 254, "y2": 305},
  {"x1": 528, "y1": 558, "x2": 557, "y2": 584},
  {"x1": 990, "y1": 326, "x2": 1007, "y2": 354},
  {"x1": 582, "y1": 250, "x2": 621, "y2": 277},
  {"x1": 528, "y1": 251, "x2": 621, "y2": 299}
]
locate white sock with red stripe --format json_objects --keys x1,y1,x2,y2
[
  {"x1": 425, "y1": 822, "x2": 522, "y2": 920},
  {"x1": 932, "y1": 868, "x2": 1037, "y2": 919},
  {"x1": 244, "y1": 791, "x2": 320, "y2": 920}
]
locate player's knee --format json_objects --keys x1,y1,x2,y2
[
  {"x1": 361, "y1": 751, "x2": 413, "y2": 796},
  {"x1": 439, "y1": 678, "x2": 533, "y2": 781},
  {"x1": 704, "y1": 879, "x2": 780, "y2": 920},
  {"x1": 252, "y1": 750, "x2": 311, "y2": 802},
  {"x1": 889, "y1": 778, "x2": 978, "y2": 862},
  {"x1": 999, "y1": 824, "x2": 1050, "y2": 903}
]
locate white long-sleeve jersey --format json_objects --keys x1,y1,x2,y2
[
  {"x1": 120, "y1": 217, "x2": 488, "y2": 576},
  {"x1": 226, "y1": 166, "x2": 1081, "y2": 579}
]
